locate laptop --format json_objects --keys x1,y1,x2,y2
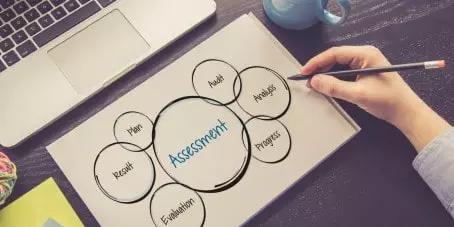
[{"x1": 0, "y1": 0, "x2": 216, "y2": 147}]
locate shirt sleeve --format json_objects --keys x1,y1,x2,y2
[{"x1": 413, "y1": 127, "x2": 454, "y2": 217}]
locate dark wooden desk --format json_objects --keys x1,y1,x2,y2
[{"x1": 2, "y1": 0, "x2": 454, "y2": 226}]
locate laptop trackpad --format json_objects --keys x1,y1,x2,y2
[{"x1": 48, "y1": 10, "x2": 150, "y2": 94}]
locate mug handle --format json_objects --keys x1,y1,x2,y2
[{"x1": 317, "y1": 0, "x2": 350, "y2": 25}]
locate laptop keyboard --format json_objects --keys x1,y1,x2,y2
[{"x1": 0, "y1": 0, "x2": 116, "y2": 72}]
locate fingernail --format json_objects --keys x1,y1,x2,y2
[
  {"x1": 306, "y1": 80, "x2": 312, "y2": 88},
  {"x1": 311, "y1": 76, "x2": 320, "y2": 89}
]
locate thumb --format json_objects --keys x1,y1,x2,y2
[{"x1": 309, "y1": 74, "x2": 361, "y2": 103}]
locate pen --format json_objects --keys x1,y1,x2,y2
[{"x1": 288, "y1": 60, "x2": 446, "y2": 81}]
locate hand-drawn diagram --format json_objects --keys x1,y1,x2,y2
[{"x1": 92, "y1": 59, "x2": 292, "y2": 226}]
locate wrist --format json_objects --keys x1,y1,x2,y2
[
  {"x1": 392, "y1": 99, "x2": 450, "y2": 152},
  {"x1": 390, "y1": 95, "x2": 426, "y2": 131}
]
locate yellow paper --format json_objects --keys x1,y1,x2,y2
[{"x1": 0, "y1": 177, "x2": 83, "y2": 227}]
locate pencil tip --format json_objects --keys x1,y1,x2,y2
[{"x1": 287, "y1": 74, "x2": 300, "y2": 80}]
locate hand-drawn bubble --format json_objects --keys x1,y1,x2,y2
[
  {"x1": 234, "y1": 66, "x2": 291, "y2": 120},
  {"x1": 192, "y1": 59, "x2": 242, "y2": 106},
  {"x1": 113, "y1": 111, "x2": 154, "y2": 152},
  {"x1": 152, "y1": 96, "x2": 251, "y2": 193},
  {"x1": 93, "y1": 142, "x2": 156, "y2": 203},
  {"x1": 242, "y1": 116, "x2": 292, "y2": 164},
  {"x1": 150, "y1": 183, "x2": 206, "y2": 227}
]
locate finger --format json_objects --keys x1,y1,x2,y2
[
  {"x1": 301, "y1": 62, "x2": 335, "y2": 75},
  {"x1": 319, "y1": 63, "x2": 336, "y2": 73},
  {"x1": 302, "y1": 46, "x2": 377, "y2": 74},
  {"x1": 309, "y1": 74, "x2": 362, "y2": 103}
]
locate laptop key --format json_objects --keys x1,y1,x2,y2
[
  {"x1": 0, "y1": 24, "x2": 13, "y2": 38},
  {"x1": 0, "y1": 0, "x2": 16, "y2": 9},
  {"x1": 24, "y1": 8, "x2": 40, "y2": 22},
  {"x1": 12, "y1": 30, "x2": 27, "y2": 44},
  {"x1": 97, "y1": 0, "x2": 116, "y2": 7},
  {"x1": 16, "y1": 40, "x2": 37, "y2": 57},
  {"x1": 78, "y1": 0, "x2": 90, "y2": 4},
  {"x1": 64, "y1": 0, "x2": 80, "y2": 13},
  {"x1": 38, "y1": 14, "x2": 54, "y2": 28},
  {"x1": 0, "y1": 60, "x2": 6, "y2": 73},
  {"x1": 0, "y1": 38, "x2": 14, "y2": 52},
  {"x1": 51, "y1": 6, "x2": 67, "y2": 20},
  {"x1": 2, "y1": 50, "x2": 20, "y2": 66},
  {"x1": 26, "y1": 0, "x2": 43, "y2": 7},
  {"x1": 34, "y1": 1, "x2": 100, "y2": 47},
  {"x1": 11, "y1": 16, "x2": 27, "y2": 30},
  {"x1": 25, "y1": 22, "x2": 41, "y2": 36},
  {"x1": 50, "y1": 0, "x2": 66, "y2": 7},
  {"x1": 0, "y1": 9, "x2": 16, "y2": 22},
  {"x1": 37, "y1": 1, "x2": 53, "y2": 14},
  {"x1": 13, "y1": 1, "x2": 29, "y2": 15}
]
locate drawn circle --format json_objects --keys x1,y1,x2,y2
[
  {"x1": 152, "y1": 96, "x2": 251, "y2": 193},
  {"x1": 234, "y1": 66, "x2": 291, "y2": 120},
  {"x1": 113, "y1": 111, "x2": 154, "y2": 152},
  {"x1": 191, "y1": 59, "x2": 242, "y2": 106},
  {"x1": 150, "y1": 183, "x2": 206, "y2": 227},
  {"x1": 93, "y1": 142, "x2": 156, "y2": 203},
  {"x1": 242, "y1": 116, "x2": 292, "y2": 164}
]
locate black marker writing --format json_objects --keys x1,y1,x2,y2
[
  {"x1": 161, "y1": 198, "x2": 196, "y2": 225},
  {"x1": 253, "y1": 84, "x2": 276, "y2": 103},
  {"x1": 255, "y1": 130, "x2": 281, "y2": 151},
  {"x1": 112, "y1": 161, "x2": 134, "y2": 180},
  {"x1": 208, "y1": 74, "x2": 224, "y2": 88},
  {"x1": 127, "y1": 124, "x2": 143, "y2": 136}
]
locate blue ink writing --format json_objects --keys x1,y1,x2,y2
[{"x1": 168, "y1": 119, "x2": 228, "y2": 168}]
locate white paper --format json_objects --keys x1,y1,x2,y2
[{"x1": 48, "y1": 13, "x2": 359, "y2": 227}]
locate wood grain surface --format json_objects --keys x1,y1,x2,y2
[{"x1": 2, "y1": 0, "x2": 454, "y2": 226}]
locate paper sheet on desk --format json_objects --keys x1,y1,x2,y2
[
  {"x1": 47, "y1": 13, "x2": 360, "y2": 227},
  {"x1": 0, "y1": 177, "x2": 83, "y2": 227}
]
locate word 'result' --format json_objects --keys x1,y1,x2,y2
[
  {"x1": 168, "y1": 119, "x2": 229, "y2": 168},
  {"x1": 112, "y1": 161, "x2": 134, "y2": 180}
]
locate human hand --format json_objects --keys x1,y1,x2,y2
[
  {"x1": 302, "y1": 45, "x2": 420, "y2": 125},
  {"x1": 302, "y1": 46, "x2": 450, "y2": 151}
]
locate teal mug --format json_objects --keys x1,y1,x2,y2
[{"x1": 263, "y1": 0, "x2": 351, "y2": 30}]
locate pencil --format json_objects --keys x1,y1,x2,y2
[{"x1": 287, "y1": 60, "x2": 446, "y2": 81}]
